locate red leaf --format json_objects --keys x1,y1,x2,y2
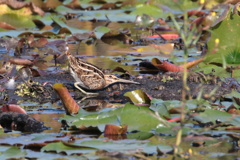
[
  {"x1": 167, "y1": 117, "x2": 181, "y2": 122},
  {"x1": 1, "y1": 104, "x2": 27, "y2": 114},
  {"x1": 0, "y1": 22, "x2": 16, "y2": 30},
  {"x1": 151, "y1": 58, "x2": 184, "y2": 72},
  {"x1": 148, "y1": 34, "x2": 179, "y2": 40}
]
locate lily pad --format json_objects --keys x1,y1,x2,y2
[
  {"x1": 94, "y1": 26, "x2": 111, "y2": 39},
  {"x1": 42, "y1": 138, "x2": 165, "y2": 155},
  {"x1": 63, "y1": 103, "x2": 169, "y2": 132},
  {"x1": 0, "y1": 146, "x2": 27, "y2": 159},
  {"x1": 131, "y1": 4, "x2": 164, "y2": 19},
  {"x1": 193, "y1": 109, "x2": 240, "y2": 126},
  {"x1": 124, "y1": 90, "x2": 151, "y2": 105},
  {"x1": 150, "y1": 99, "x2": 170, "y2": 118},
  {"x1": 41, "y1": 141, "x2": 97, "y2": 155}
]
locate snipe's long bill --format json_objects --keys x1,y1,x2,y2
[{"x1": 66, "y1": 51, "x2": 140, "y2": 96}]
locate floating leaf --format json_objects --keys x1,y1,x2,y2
[
  {"x1": 0, "y1": 22, "x2": 15, "y2": 30},
  {"x1": 124, "y1": 90, "x2": 151, "y2": 105},
  {"x1": 118, "y1": 103, "x2": 168, "y2": 131},
  {"x1": 127, "y1": 132, "x2": 154, "y2": 140},
  {"x1": 104, "y1": 124, "x2": 128, "y2": 135},
  {"x1": 151, "y1": 58, "x2": 184, "y2": 72},
  {"x1": 131, "y1": 4, "x2": 164, "y2": 19},
  {"x1": 94, "y1": 26, "x2": 111, "y2": 39},
  {"x1": 1, "y1": 104, "x2": 27, "y2": 114},
  {"x1": 43, "y1": 138, "x2": 162, "y2": 155},
  {"x1": 148, "y1": 34, "x2": 179, "y2": 40},
  {"x1": 42, "y1": 141, "x2": 97, "y2": 155},
  {"x1": 0, "y1": 13, "x2": 35, "y2": 28},
  {"x1": 63, "y1": 103, "x2": 168, "y2": 132},
  {"x1": 51, "y1": 16, "x2": 88, "y2": 34},
  {"x1": 71, "y1": 108, "x2": 119, "y2": 131},
  {"x1": 193, "y1": 109, "x2": 240, "y2": 126},
  {"x1": 0, "y1": 146, "x2": 27, "y2": 159},
  {"x1": 150, "y1": 99, "x2": 170, "y2": 118},
  {"x1": 53, "y1": 83, "x2": 80, "y2": 115}
]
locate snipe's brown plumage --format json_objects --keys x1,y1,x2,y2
[{"x1": 66, "y1": 50, "x2": 139, "y2": 95}]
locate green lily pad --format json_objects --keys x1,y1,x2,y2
[
  {"x1": 131, "y1": 4, "x2": 164, "y2": 19},
  {"x1": 127, "y1": 132, "x2": 154, "y2": 140},
  {"x1": 0, "y1": 146, "x2": 27, "y2": 159},
  {"x1": 150, "y1": 99, "x2": 170, "y2": 118},
  {"x1": 193, "y1": 109, "x2": 240, "y2": 126},
  {"x1": 52, "y1": 16, "x2": 89, "y2": 34},
  {"x1": 94, "y1": 26, "x2": 111, "y2": 39},
  {"x1": 41, "y1": 141, "x2": 97, "y2": 155},
  {"x1": 0, "y1": 13, "x2": 35, "y2": 28},
  {"x1": 70, "y1": 108, "x2": 120, "y2": 132},
  {"x1": 42, "y1": 138, "x2": 166, "y2": 155},
  {"x1": 155, "y1": 125, "x2": 192, "y2": 136},
  {"x1": 118, "y1": 103, "x2": 167, "y2": 131},
  {"x1": 63, "y1": 103, "x2": 169, "y2": 132}
]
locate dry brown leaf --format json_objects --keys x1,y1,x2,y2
[
  {"x1": 64, "y1": 0, "x2": 83, "y2": 9},
  {"x1": 30, "y1": 38, "x2": 48, "y2": 48},
  {"x1": 104, "y1": 124, "x2": 128, "y2": 135},
  {"x1": 180, "y1": 58, "x2": 204, "y2": 69},
  {"x1": 152, "y1": 58, "x2": 184, "y2": 72},
  {"x1": 53, "y1": 83, "x2": 80, "y2": 115},
  {"x1": 9, "y1": 58, "x2": 34, "y2": 66},
  {"x1": 0, "y1": 0, "x2": 44, "y2": 16}
]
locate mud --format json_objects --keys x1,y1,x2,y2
[{"x1": 3, "y1": 70, "x2": 232, "y2": 104}]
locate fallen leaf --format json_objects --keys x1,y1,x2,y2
[
  {"x1": 1, "y1": 104, "x2": 27, "y2": 114},
  {"x1": 0, "y1": 22, "x2": 16, "y2": 30},
  {"x1": 53, "y1": 83, "x2": 80, "y2": 115},
  {"x1": 148, "y1": 34, "x2": 179, "y2": 40},
  {"x1": 9, "y1": 58, "x2": 34, "y2": 66},
  {"x1": 104, "y1": 124, "x2": 128, "y2": 135},
  {"x1": 124, "y1": 90, "x2": 151, "y2": 105},
  {"x1": 179, "y1": 58, "x2": 204, "y2": 69},
  {"x1": 0, "y1": 0, "x2": 44, "y2": 16},
  {"x1": 30, "y1": 38, "x2": 48, "y2": 48},
  {"x1": 151, "y1": 58, "x2": 184, "y2": 72}
]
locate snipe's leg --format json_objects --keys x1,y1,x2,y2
[{"x1": 74, "y1": 82, "x2": 99, "y2": 96}]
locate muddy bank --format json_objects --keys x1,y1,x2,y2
[{"x1": 2, "y1": 71, "x2": 232, "y2": 105}]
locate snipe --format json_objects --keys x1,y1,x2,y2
[{"x1": 66, "y1": 50, "x2": 140, "y2": 96}]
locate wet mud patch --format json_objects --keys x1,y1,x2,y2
[{"x1": 4, "y1": 70, "x2": 231, "y2": 105}]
